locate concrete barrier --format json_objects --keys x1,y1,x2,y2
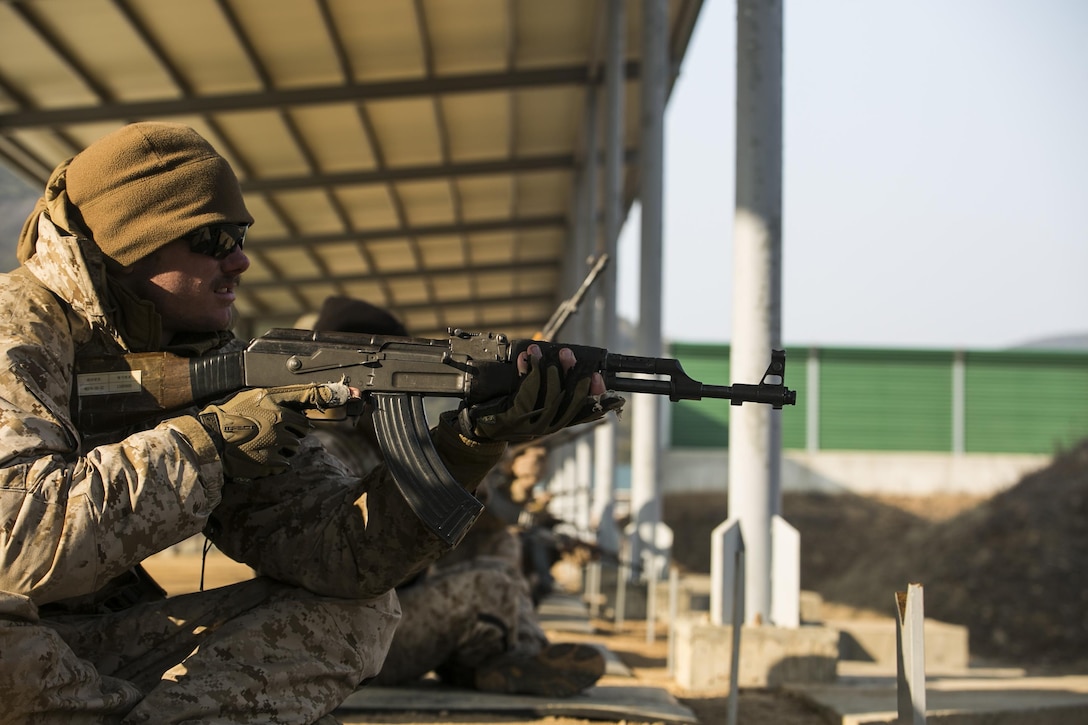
[
  {"x1": 831, "y1": 616, "x2": 970, "y2": 670},
  {"x1": 671, "y1": 615, "x2": 840, "y2": 692},
  {"x1": 663, "y1": 449, "x2": 1049, "y2": 497}
]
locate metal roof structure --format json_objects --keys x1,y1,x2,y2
[{"x1": 0, "y1": 0, "x2": 703, "y2": 339}]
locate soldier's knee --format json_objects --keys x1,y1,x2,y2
[
  {"x1": 319, "y1": 588, "x2": 402, "y2": 684},
  {"x1": 0, "y1": 617, "x2": 142, "y2": 719}
]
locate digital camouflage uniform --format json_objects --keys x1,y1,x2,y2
[
  {"x1": 312, "y1": 420, "x2": 543, "y2": 674},
  {"x1": 371, "y1": 555, "x2": 547, "y2": 688},
  {"x1": 311, "y1": 421, "x2": 602, "y2": 697},
  {"x1": 0, "y1": 213, "x2": 505, "y2": 723}
]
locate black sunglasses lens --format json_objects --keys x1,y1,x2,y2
[{"x1": 189, "y1": 225, "x2": 247, "y2": 259}]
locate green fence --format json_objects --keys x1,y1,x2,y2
[
  {"x1": 963, "y1": 350, "x2": 1088, "y2": 453},
  {"x1": 669, "y1": 343, "x2": 732, "y2": 448},
  {"x1": 669, "y1": 343, "x2": 1088, "y2": 455},
  {"x1": 817, "y1": 348, "x2": 952, "y2": 452}
]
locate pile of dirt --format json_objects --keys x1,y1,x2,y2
[
  {"x1": 662, "y1": 489, "x2": 929, "y2": 594},
  {"x1": 661, "y1": 438, "x2": 1088, "y2": 668},
  {"x1": 821, "y1": 440, "x2": 1088, "y2": 666}
]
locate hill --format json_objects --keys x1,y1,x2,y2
[{"x1": 820, "y1": 439, "x2": 1088, "y2": 665}]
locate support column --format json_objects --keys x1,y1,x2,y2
[
  {"x1": 728, "y1": 0, "x2": 784, "y2": 624},
  {"x1": 629, "y1": 0, "x2": 668, "y2": 576},
  {"x1": 952, "y1": 351, "x2": 966, "y2": 454},
  {"x1": 575, "y1": 436, "x2": 593, "y2": 533},
  {"x1": 575, "y1": 78, "x2": 600, "y2": 347},
  {"x1": 806, "y1": 348, "x2": 820, "y2": 452},
  {"x1": 571, "y1": 70, "x2": 600, "y2": 540},
  {"x1": 592, "y1": 0, "x2": 626, "y2": 554}
]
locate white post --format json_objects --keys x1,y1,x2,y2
[
  {"x1": 897, "y1": 583, "x2": 927, "y2": 724},
  {"x1": 628, "y1": 0, "x2": 668, "y2": 579},
  {"x1": 667, "y1": 566, "x2": 679, "y2": 675},
  {"x1": 712, "y1": 520, "x2": 746, "y2": 725},
  {"x1": 770, "y1": 515, "x2": 800, "y2": 627},
  {"x1": 710, "y1": 519, "x2": 745, "y2": 626},
  {"x1": 806, "y1": 348, "x2": 820, "y2": 452},
  {"x1": 563, "y1": 447, "x2": 578, "y2": 524},
  {"x1": 728, "y1": 0, "x2": 784, "y2": 626},
  {"x1": 642, "y1": 521, "x2": 672, "y2": 643},
  {"x1": 591, "y1": 0, "x2": 626, "y2": 558},
  {"x1": 575, "y1": 436, "x2": 593, "y2": 534},
  {"x1": 952, "y1": 351, "x2": 966, "y2": 455},
  {"x1": 586, "y1": 560, "x2": 602, "y2": 618}
]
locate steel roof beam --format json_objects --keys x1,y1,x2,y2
[
  {"x1": 239, "y1": 148, "x2": 635, "y2": 194},
  {"x1": 239, "y1": 153, "x2": 576, "y2": 193},
  {"x1": 253, "y1": 314, "x2": 551, "y2": 340},
  {"x1": 238, "y1": 258, "x2": 557, "y2": 290},
  {"x1": 250, "y1": 214, "x2": 566, "y2": 250},
  {"x1": 356, "y1": 291, "x2": 556, "y2": 317},
  {"x1": 0, "y1": 62, "x2": 641, "y2": 129}
]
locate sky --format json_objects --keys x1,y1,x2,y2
[{"x1": 617, "y1": 0, "x2": 1088, "y2": 350}]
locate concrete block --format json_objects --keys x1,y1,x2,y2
[
  {"x1": 830, "y1": 617, "x2": 969, "y2": 670},
  {"x1": 589, "y1": 565, "x2": 666, "y2": 621},
  {"x1": 800, "y1": 590, "x2": 824, "y2": 623},
  {"x1": 601, "y1": 581, "x2": 650, "y2": 620},
  {"x1": 672, "y1": 615, "x2": 840, "y2": 692},
  {"x1": 657, "y1": 574, "x2": 713, "y2": 618}
]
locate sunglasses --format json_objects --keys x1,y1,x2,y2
[{"x1": 185, "y1": 223, "x2": 248, "y2": 259}]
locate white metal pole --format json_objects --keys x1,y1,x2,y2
[
  {"x1": 728, "y1": 0, "x2": 783, "y2": 625},
  {"x1": 575, "y1": 436, "x2": 593, "y2": 534},
  {"x1": 576, "y1": 78, "x2": 600, "y2": 349},
  {"x1": 806, "y1": 348, "x2": 820, "y2": 452},
  {"x1": 629, "y1": 0, "x2": 668, "y2": 581},
  {"x1": 896, "y1": 583, "x2": 928, "y2": 724},
  {"x1": 592, "y1": 0, "x2": 626, "y2": 554},
  {"x1": 952, "y1": 351, "x2": 966, "y2": 454}
]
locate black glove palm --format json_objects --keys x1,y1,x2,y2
[{"x1": 462, "y1": 347, "x2": 624, "y2": 442}]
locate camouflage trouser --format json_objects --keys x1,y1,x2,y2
[
  {"x1": 0, "y1": 578, "x2": 400, "y2": 724},
  {"x1": 432, "y1": 521, "x2": 523, "y2": 573},
  {"x1": 372, "y1": 556, "x2": 546, "y2": 687}
]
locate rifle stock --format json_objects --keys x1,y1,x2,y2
[{"x1": 75, "y1": 328, "x2": 797, "y2": 546}]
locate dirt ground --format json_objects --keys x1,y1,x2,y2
[
  {"x1": 327, "y1": 625, "x2": 833, "y2": 725},
  {"x1": 143, "y1": 439, "x2": 1088, "y2": 723},
  {"x1": 558, "y1": 619, "x2": 832, "y2": 725},
  {"x1": 144, "y1": 552, "x2": 830, "y2": 725},
  {"x1": 663, "y1": 439, "x2": 1088, "y2": 671}
]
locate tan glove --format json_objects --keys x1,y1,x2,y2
[
  {"x1": 199, "y1": 382, "x2": 353, "y2": 479},
  {"x1": 460, "y1": 345, "x2": 624, "y2": 442}
]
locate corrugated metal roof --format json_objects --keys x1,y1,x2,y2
[{"x1": 0, "y1": 0, "x2": 703, "y2": 338}]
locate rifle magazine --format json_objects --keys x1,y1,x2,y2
[{"x1": 371, "y1": 393, "x2": 483, "y2": 547}]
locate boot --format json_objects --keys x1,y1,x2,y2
[{"x1": 473, "y1": 642, "x2": 606, "y2": 697}]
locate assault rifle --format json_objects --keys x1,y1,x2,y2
[{"x1": 75, "y1": 329, "x2": 796, "y2": 546}]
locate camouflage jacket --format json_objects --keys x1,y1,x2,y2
[{"x1": 0, "y1": 214, "x2": 505, "y2": 619}]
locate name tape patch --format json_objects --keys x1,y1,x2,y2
[{"x1": 77, "y1": 370, "x2": 143, "y2": 396}]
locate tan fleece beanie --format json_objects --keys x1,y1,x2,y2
[{"x1": 65, "y1": 122, "x2": 254, "y2": 267}]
